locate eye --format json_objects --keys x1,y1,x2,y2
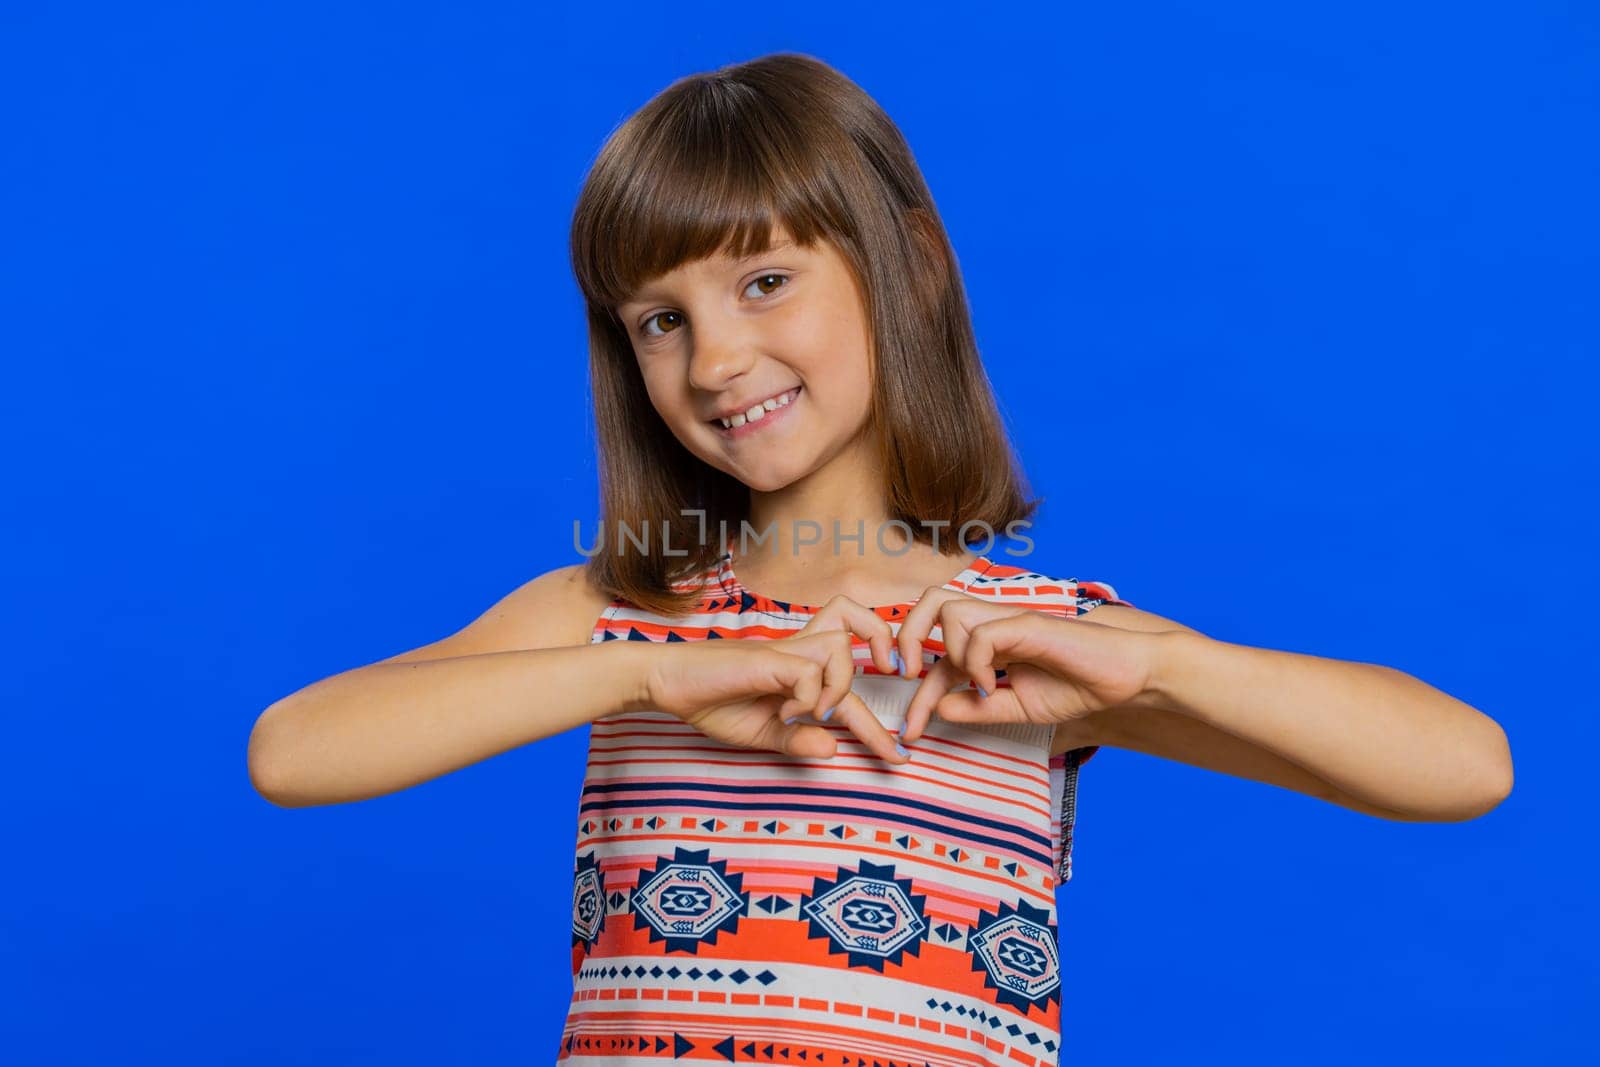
[
  {"x1": 640, "y1": 311, "x2": 683, "y2": 339},
  {"x1": 743, "y1": 272, "x2": 789, "y2": 298},
  {"x1": 636, "y1": 273, "x2": 790, "y2": 340}
]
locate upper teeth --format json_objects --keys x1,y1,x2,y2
[{"x1": 720, "y1": 388, "x2": 796, "y2": 428}]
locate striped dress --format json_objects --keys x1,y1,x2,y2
[{"x1": 561, "y1": 549, "x2": 1132, "y2": 1065}]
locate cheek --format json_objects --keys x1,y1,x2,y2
[
  {"x1": 637, "y1": 365, "x2": 686, "y2": 415},
  {"x1": 812, "y1": 338, "x2": 875, "y2": 410},
  {"x1": 782, "y1": 304, "x2": 871, "y2": 381}
]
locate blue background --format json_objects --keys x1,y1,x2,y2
[{"x1": 3, "y1": 2, "x2": 1594, "y2": 1063}]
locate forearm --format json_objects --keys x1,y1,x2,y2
[
  {"x1": 1146, "y1": 632, "x2": 1514, "y2": 821},
  {"x1": 248, "y1": 640, "x2": 653, "y2": 808}
]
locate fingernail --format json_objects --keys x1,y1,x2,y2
[
  {"x1": 895, "y1": 721, "x2": 905, "y2": 737},
  {"x1": 977, "y1": 687, "x2": 988, "y2": 698},
  {"x1": 889, "y1": 649, "x2": 902, "y2": 672},
  {"x1": 821, "y1": 706, "x2": 836, "y2": 721},
  {"x1": 783, "y1": 716, "x2": 799, "y2": 724},
  {"x1": 894, "y1": 742, "x2": 908, "y2": 758}
]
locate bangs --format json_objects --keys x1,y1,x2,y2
[{"x1": 570, "y1": 79, "x2": 850, "y2": 310}]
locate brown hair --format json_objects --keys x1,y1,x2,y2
[{"x1": 570, "y1": 52, "x2": 1039, "y2": 617}]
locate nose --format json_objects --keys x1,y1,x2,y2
[{"x1": 686, "y1": 316, "x2": 756, "y2": 394}]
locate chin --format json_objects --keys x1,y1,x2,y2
[
  {"x1": 734, "y1": 454, "x2": 812, "y2": 495},
  {"x1": 741, "y1": 470, "x2": 799, "y2": 494}
]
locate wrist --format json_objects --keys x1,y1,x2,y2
[
  {"x1": 1143, "y1": 629, "x2": 1211, "y2": 716},
  {"x1": 600, "y1": 639, "x2": 657, "y2": 715}
]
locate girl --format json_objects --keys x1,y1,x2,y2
[{"x1": 248, "y1": 53, "x2": 1513, "y2": 1065}]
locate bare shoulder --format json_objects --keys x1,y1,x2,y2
[{"x1": 374, "y1": 562, "x2": 616, "y2": 665}]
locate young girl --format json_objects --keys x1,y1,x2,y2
[{"x1": 248, "y1": 53, "x2": 1514, "y2": 1065}]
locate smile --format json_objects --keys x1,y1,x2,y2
[{"x1": 711, "y1": 386, "x2": 802, "y2": 438}]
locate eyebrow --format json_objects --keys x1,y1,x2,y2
[{"x1": 620, "y1": 240, "x2": 798, "y2": 309}]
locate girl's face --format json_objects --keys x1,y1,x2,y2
[{"x1": 615, "y1": 226, "x2": 876, "y2": 494}]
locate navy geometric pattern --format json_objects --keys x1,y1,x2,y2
[
  {"x1": 801, "y1": 859, "x2": 928, "y2": 971},
  {"x1": 629, "y1": 846, "x2": 748, "y2": 953},
  {"x1": 571, "y1": 850, "x2": 605, "y2": 952},
  {"x1": 967, "y1": 896, "x2": 1062, "y2": 1012},
  {"x1": 575, "y1": 962, "x2": 778, "y2": 986}
]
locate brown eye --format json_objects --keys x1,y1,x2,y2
[
  {"x1": 745, "y1": 273, "x2": 789, "y2": 298},
  {"x1": 640, "y1": 311, "x2": 683, "y2": 338}
]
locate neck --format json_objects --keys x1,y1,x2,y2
[{"x1": 728, "y1": 436, "x2": 969, "y2": 578}]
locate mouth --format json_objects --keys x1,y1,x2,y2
[{"x1": 709, "y1": 385, "x2": 802, "y2": 439}]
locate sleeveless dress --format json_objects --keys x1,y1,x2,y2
[{"x1": 560, "y1": 549, "x2": 1133, "y2": 1065}]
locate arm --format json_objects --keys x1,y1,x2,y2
[
  {"x1": 247, "y1": 564, "x2": 647, "y2": 808},
  {"x1": 1057, "y1": 606, "x2": 1514, "y2": 822}
]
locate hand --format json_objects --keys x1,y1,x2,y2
[
  {"x1": 895, "y1": 588, "x2": 1167, "y2": 744},
  {"x1": 776, "y1": 595, "x2": 908, "y2": 763},
  {"x1": 642, "y1": 629, "x2": 906, "y2": 763}
]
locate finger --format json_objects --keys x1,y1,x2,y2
[
  {"x1": 867, "y1": 622, "x2": 897, "y2": 677},
  {"x1": 962, "y1": 618, "x2": 1005, "y2": 697},
  {"x1": 765, "y1": 653, "x2": 823, "y2": 720},
  {"x1": 839, "y1": 600, "x2": 898, "y2": 677},
  {"x1": 900, "y1": 655, "x2": 969, "y2": 744},
  {"x1": 962, "y1": 611, "x2": 1067, "y2": 679},
  {"x1": 931, "y1": 600, "x2": 968, "y2": 675},
  {"x1": 940, "y1": 600, "x2": 1033, "y2": 682},
  {"x1": 893, "y1": 587, "x2": 947, "y2": 679},
  {"x1": 829, "y1": 688, "x2": 912, "y2": 765},
  {"x1": 931, "y1": 685, "x2": 1028, "y2": 725},
  {"x1": 895, "y1": 585, "x2": 972, "y2": 680},
  {"x1": 808, "y1": 629, "x2": 858, "y2": 721},
  {"x1": 797, "y1": 596, "x2": 898, "y2": 676}
]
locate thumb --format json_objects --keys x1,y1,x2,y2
[
  {"x1": 775, "y1": 722, "x2": 839, "y2": 760},
  {"x1": 935, "y1": 686, "x2": 1024, "y2": 723}
]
